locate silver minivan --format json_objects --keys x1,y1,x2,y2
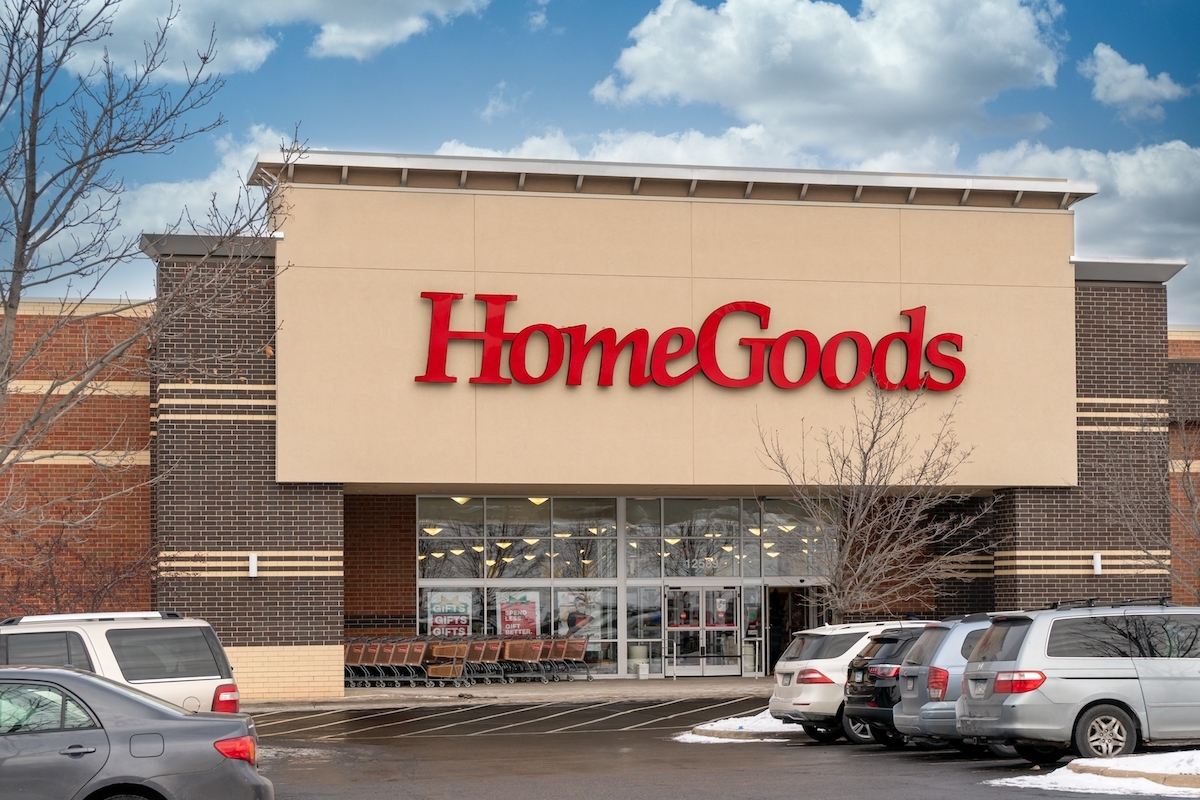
[{"x1": 957, "y1": 602, "x2": 1200, "y2": 763}]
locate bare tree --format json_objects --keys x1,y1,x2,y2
[
  {"x1": 1089, "y1": 378, "x2": 1198, "y2": 604},
  {"x1": 759, "y1": 384, "x2": 994, "y2": 624},
  {"x1": 0, "y1": 0, "x2": 303, "y2": 613}
]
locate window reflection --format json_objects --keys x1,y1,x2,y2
[{"x1": 663, "y1": 499, "x2": 741, "y2": 577}]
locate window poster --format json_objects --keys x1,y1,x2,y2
[
  {"x1": 428, "y1": 590, "x2": 471, "y2": 637},
  {"x1": 557, "y1": 591, "x2": 601, "y2": 638},
  {"x1": 497, "y1": 591, "x2": 540, "y2": 637}
]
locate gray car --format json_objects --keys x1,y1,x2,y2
[
  {"x1": 894, "y1": 614, "x2": 993, "y2": 750},
  {"x1": 0, "y1": 666, "x2": 272, "y2": 800},
  {"x1": 957, "y1": 602, "x2": 1200, "y2": 764}
]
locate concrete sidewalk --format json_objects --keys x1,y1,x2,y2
[{"x1": 242, "y1": 676, "x2": 774, "y2": 713}]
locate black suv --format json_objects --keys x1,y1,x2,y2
[{"x1": 844, "y1": 628, "x2": 926, "y2": 746}]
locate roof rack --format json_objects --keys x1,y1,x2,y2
[
  {"x1": 1111, "y1": 596, "x2": 1176, "y2": 608},
  {"x1": 1047, "y1": 597, "x2": 1099, "y2": 610},
  {"x1": 0, "y1": 611, "x2": 183, "y2": 626}
]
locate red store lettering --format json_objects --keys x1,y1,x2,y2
[{"x1": 415, "y1": 292, "x2": 965, "y2": 391}]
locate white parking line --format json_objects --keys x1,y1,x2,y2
[
  {"x1": 316, "y1": 703, "x2": 500, "y2": 740},
  {"x1": 618, "y1": 697, "x2": 756, "y2": 730},
  {"x1": 394, "y1": 703, "x2": 560, "y2": 738},
  {"x1": 544, "y1": 699, "x2": 687, "y2": 733},
  {"x1": 467, "y1": 701, "x2": 617, "y2": 736},
  {"x1": 255, "y1": 710, "x2": 347, "y2": 729},
  {"x1": 258, "y1": 707, "x2": 414, "y2": 737}
]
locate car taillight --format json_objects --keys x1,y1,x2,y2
[
  {"x1": 214, "y1": 735, "x2": 256, "y2": 766},
  {"x1": 868, "y1": 665, "x2": 900, "y2": 679},
  {"x1": 993, "y1": 671, "x2": 1045, "y2": 694},
  {"x1": 928, "y1": 667, "x2": 949, "y2": 701},
  {"x1": 796, "y1": 669, "x2": 834, "y2": 684},
  {"x1": 212, "y1": 683, "x2": 240, "y2": 713}
]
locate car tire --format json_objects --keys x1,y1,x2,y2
[
  {"x1": 1013, "y1": 743, "x2": 1069, "y2": 765},
  {"x1": 870, "y1": 726, "x2": 907, "y2": 749},
  {"x1": 1073, "y1": 705, "x2": 1138, "y2": 759},
  {"x1": 801, "y1": 723, "x2": 844, "y2": 743},
  {"x1": 987, "y1": 742, "x2": 1020, "y2": 759},
  {"x1": 842, "y1": 714, "x2": 874, "y2": 745}
]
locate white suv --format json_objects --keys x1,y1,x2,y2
[
  {"x1": 769, "y1": 620, "x2": 935, "y2": 742},
  {"x1": 0, "y1": 611, "x2": 240, "y2": 713}
]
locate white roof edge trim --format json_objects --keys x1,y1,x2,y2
[
  {"x1": 1072, "y1": 256, "x2": 1188, "y2": 284},
  {"x1": 252, "y1": 150, "x2": 1098, "y2": 196}
]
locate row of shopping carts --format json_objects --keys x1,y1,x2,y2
[{"x1": 344, "y1": 636, "x2": 594, "y2": 688}]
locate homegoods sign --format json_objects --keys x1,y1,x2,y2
[{"x1": 415, "y1": 292, "x2": 965, "y2": 391}]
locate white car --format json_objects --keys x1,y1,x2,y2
[
  {"x1": 769, "y1": 620, "x2": 935, "y2": 743},
  {"x1": 0, "y1": 611, "x2": 240, "y2": 713}
]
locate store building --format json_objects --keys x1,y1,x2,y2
[{"x1": 139, "y1": 153, "x2": 1187, "y2": 699}]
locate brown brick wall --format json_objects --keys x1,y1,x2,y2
[
  {"x1": 151, "y1": 255, "x2": 344, "y2": 648},
  {"x1": 344, "y1": 494, "x2": 417, "y2": 636}
]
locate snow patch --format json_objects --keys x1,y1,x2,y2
[
  {"x1": 698, "y1": 709, "x2": 798, "y2": 733},
  {"x1": 672, "y1": 732, "x2": 785, "y2": 744}
]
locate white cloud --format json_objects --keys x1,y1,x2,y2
[
  {"x1": 529, "y1": 0, "x2": 551, "y2": 31},
  {"x1": 1078, "y1": 43, "x2": 1190, "y2": 121},
  {"x1": 480, "y1": 82, "x2": 525, "y2": 122},
  {"x1": 593, "y1": 0, "x2": 1063, "y2": 161},
  {"x1": 438, "y1": 128, "x2": 582, "y2": 160},
  {"x1": 975, "y1": 140, "x2": 1200, "y2": 321},
  {"x1": 81, "y1": 0, "x2": 489, "y2": 79}
]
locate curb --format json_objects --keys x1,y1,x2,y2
[
  {"x1": 690, "y1": 725, "x2": 808, "y2": 741},
  {"x1": 1066, "y1": 761, "x2": 1200, "y2": 788}
]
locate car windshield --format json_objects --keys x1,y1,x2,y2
[
  {"x1": 871, "y1": 636, "x2": 918, "y2": 664},
  {"x1": 904, "y1": 628, "x2": 949, "y2": 666},
  {"x1": 971, "y1": 618, "x2": 1032, "y2": 663}
]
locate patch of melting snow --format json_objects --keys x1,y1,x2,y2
[
  {"x1": 672, "y1": 732, "x2": 786, "y2": 744},
  {"x1": 259, "y1": 746, "x2": 334, "y2": 763},
  {"x1": 698, "y1": 709, "x2": 797, "y2": 733},
  {"x1": 989, "y1": 769, "x2": 1200, "y2": 797}
]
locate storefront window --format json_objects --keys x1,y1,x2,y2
[
  {"x1": 490, "y1": 588, "x2": 553, "y2": 637},
  {"x1": 625, "y1": 498, "x2": 662, "y2": 577},
  {"x1": 761, "y1": 499, "x2": 818, "y2": 578},
  {"x1": 418, "y1": 497, "x2": 485, "y2": 579},
  {"x1": 627, "y1": 586, "x2": 662, "y2": 641},
  {"x1": 418, "y1": 587, "x2": 486, "y2": 636},
  {"x1": 552, "y1": 498, "x2": 617, "y2": 579},
  {"x1": 486, "y1": 497, "x2": 551, "y2": 579},
  {"x1": 664, "y1": 499, "x2": 741, "y2": 577},
  {"x1": 741, "y1": 500, "x2": 762, "y2": 577},
  {"x1": 554, "y1": 587, "x2": 618, "y2": 674}
]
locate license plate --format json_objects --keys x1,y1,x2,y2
[
  {"x1": 854, "y1": 670, "x2": 864, "y2": 682},
  {"x1": 970, "y1": 680, "x2": 986, "y2": 698},
  {"x1": 906, "y1": 677, "x2": 914, "y2": 691}
]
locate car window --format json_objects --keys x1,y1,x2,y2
[
  {"x1": 0, "y1": 683, "x2": 95, "y2": 734},
  {"x1": 106, "y1": 627, "x2": 226, "y2": 682},
  {"x1": 971, "y1": 618, "x2": 1032, "y2": 662},
  {"x1": 960, "y1": 629, "x2": 986, "y2": 659},
  {"x1": 904, "y1": 628, "x2": 949, "y2": 666},
  {"x1": 780, "y1": 635, "x2": 821, "y2": 661},
  {"x1": 868, "y1": 637, "x2": 916, "y2": 664},
  {"x1": 1047, "y1": 616, "x2": 1132, "y2": 658},
  {"x1": 1, "y1": 632, "x2": 94, "y2": 672},
  {"x1": 858, "y1": 640, "x2": 885, "y2": 659},
  {"x1": 1126, "y1": 614, "x2": 1200, "y2": 658},
  {"x1": 813, "y1": 633, "x2": 867, "y2": 660}
]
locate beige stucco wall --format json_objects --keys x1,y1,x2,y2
[{"x1": 274, "y1": 185, "x2": 1077, "y2": 490}]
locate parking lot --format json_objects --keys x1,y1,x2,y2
[
  {"x1": 251, "y1": 699, "x2": 1150, "y2": 800},
  {"x1": 253, "y1": 697, "x2": 767, "y2": 740}
]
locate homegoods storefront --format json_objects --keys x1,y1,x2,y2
[{"x1": 146, "y1": 153, "x2": 1182, "y2": 699}]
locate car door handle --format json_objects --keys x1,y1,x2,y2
[{"x1": 60, "y1": 746, "x2": 96, "y2": 756}]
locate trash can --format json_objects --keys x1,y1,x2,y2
[
  {"x1": 637, "y1": 662, "x2": 650, "y2": 680},
  {"x1": 741, "y1": 641, "x2": 757, "y2": 674}
]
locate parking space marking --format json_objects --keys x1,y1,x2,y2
[
  {"x1": 255, "y1": 710, "x2": 347, "y2": 729},
  {"x1": 465, "y1": 701, "x2": 617, "y2": 736},
  {"x1": 315, "y1": 703, "x2": 502, "y2": 740},
  {"x1": 258, "y1": 707, "x2": 415, "y2": 738},
  {"x1": 618, "y1": 697, "x2": 756, "y2": 730},
  {"x1": 393, "y1": 702, "x2": 560, "y2": 738},
  {"x1": 543, "y1": 699, "x2": 686, "y2": 733}
]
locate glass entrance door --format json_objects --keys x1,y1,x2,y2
[{"x1": 665, "y1": 588, "x2": 741, "y2": 677}]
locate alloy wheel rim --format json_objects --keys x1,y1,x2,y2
[
  {"x1": 1087, "y1": 716, "x2": 1127, "y2": 757},
  {"x1": 849, "y1": 719, "x2": 871, "y2": 739}
]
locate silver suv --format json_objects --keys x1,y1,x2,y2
[{"x1": 957, "y1": 601, "x2": 1200, "y2": 763}]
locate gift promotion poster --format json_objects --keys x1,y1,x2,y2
[{"x1": 498, "y1": 590, "x2": 540, "y2": 637}]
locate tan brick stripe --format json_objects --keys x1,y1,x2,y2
[{"x1": 157, "y1": 550, "x2": 343, "y2": 578}]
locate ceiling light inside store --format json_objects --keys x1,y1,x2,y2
[
  {"x1": 763, "y1": 543, "x2": 775, "y2": 549},
  {"x1": 503, "y1": 557, "x2": 514, "y2": 563},
  {"x1": 471, "y1": 546, "x2": 484, "y2": 552},
  {"x1": 423, "y1": 527, "x2": 443, "y2": 535},
  {"x1": 452, "y1": 497, "x2": 471, "y2": 505},
  {"x1": 554, "y1": 533, "x2": 571, "y2": 538},
  {"x1": 768, "y1": 552, "x2": 781, "y2": 558},
  {"x1": 528, "y1": 497, "x2": 548, "y2": 505},
  {"x1": 582, "y1": 559, "x2": 593, "y2": 564},
  {"x1": 778, "y1": 525, "x2": 796, "y2": 532},
  {"x1": 747, "y1": 527, "x2": 761, "y2": 536},
  {"x1": 431, "y1": 552, "x2": 444, "y2": 558},
  {"x1": 628, "y1": 542, "x2": 637, "y2": 548},
  {"x1": 721, "y1": 546, "x2": 733, "y2": 552},
  {"x1": 588, "y1": 527, "x2": 598, "y2": 534},
  {"x1": 450, "y1": 549, "x2": 465, "y2": 556},
  {"x1": 495, "y1": 542, "x2": 512, "y2": 549},
  {"x1": 665, "y1": 538, "x2": 680, "y2": 545},
  {"x1": 523, "y1": 538, "x2": 540, "y2": 545},
  {"x1": 418, "y1": 555, "x2": 426, "y2": 561},
  {"x1": 524, "y1": 554, "x2": 536, "y2": 560},
  {"x1": 486, "y1": 559, "x2": 496, "y2": 566}
]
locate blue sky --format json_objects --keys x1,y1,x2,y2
[{"x1": 101, "y1": 0, "x2": 1200, "y2": 319}]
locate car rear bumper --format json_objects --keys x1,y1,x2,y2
[
  {"x1": 844, "y1": 703, "x2": 894, "y2": 727},
  {"x1": 155, "y1": 760, "x2": 274, "y2": 800},
  {"x1": 956, "y1": 697, "x2": 1074, "y2": 744},
  {"x1": 894, "y1": 701, "x2": 958, "y2": 738},
  {"x1": 769, "y1": 694, "x2": 839, "y2": 725}
]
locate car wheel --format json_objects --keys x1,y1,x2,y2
[
  {"x1": 870, "y1": 726, "x2": 907, "y2": 749},
  {"x1": 913, "y1": 738, "x2": 951, "y2": 751},
  {"x1": 987, "y1": 742, "x2": 1020, "y2": 759},
  {"x1": 1073, "y1": 705, "x2": 1138, "y2": 759},
  {"x1": 842, "y1": 715, "x2": 874, "y2": 745},
  {"x1": 801, "y1": 723, "x2": 844, "y2": 743},
  {"x1": 1013, "y1": 743, "x2": 1069, "y2": 765}
]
